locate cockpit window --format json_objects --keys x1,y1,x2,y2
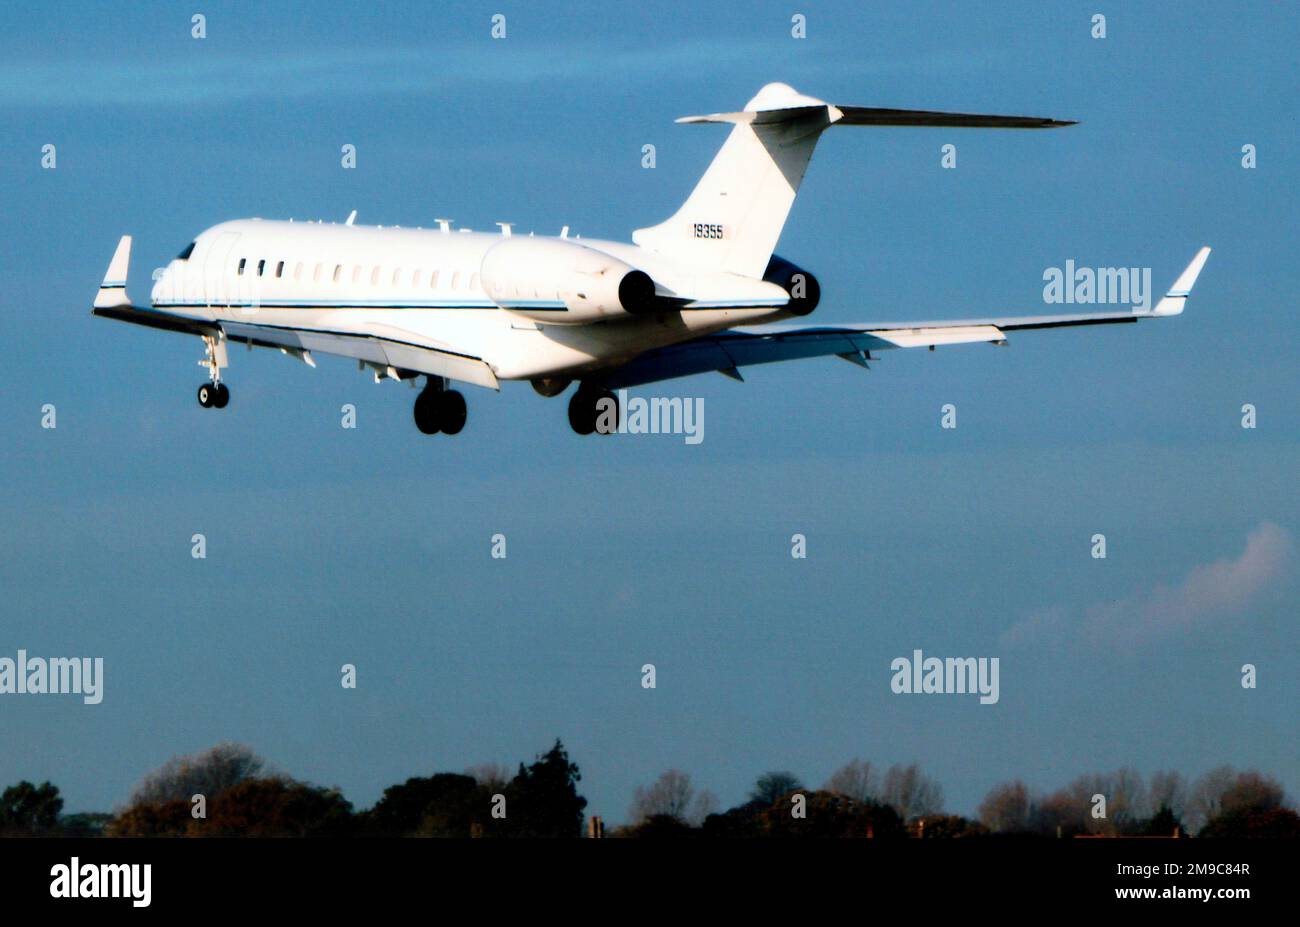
[{"x1": 177, "y1": 241, "x2": 196, "y2": 260}]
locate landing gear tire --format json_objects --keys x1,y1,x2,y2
[
  {"x1": 439, "y1": 390, "x2": 467, "y2": 435},
  {"x1": 413, "y1": 386, "x2": 467, "y2": 435},
  {"x1": 413, "y1": 391, "x2": 440, "y2": 434},
  {"x1": 568, "y1": 386, "x2": 617, "y2": 435},
  {"x1": 198, "y1": 383, "x2": 229, "y2": 409},
  {"x1": 197, "y1": 382, "x2": 228, "y2": 413}
]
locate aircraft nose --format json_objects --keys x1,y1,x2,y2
[{"x1": 151, "y1": 264, "x2": 179, "y2": 304}]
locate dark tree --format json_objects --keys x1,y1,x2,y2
[
  {"x1": 1138, "y1": 806, "x2": 1185, "y2": 837},
  {"x1": 107, "y1": 799, "x2": 192, "y2": 837},
  {"x1": 764, "y1": 792, "x2": 905, "y2": 838},
  {"x1": 700, "y1": 800, "x2": 769, "y2": 837},
  {"x1": 1219, "y1": 770, "x2": 1286, "y2": 816},
  {"x1": 0, "y1": 781, "x2": 64, "y2": 835},
  {"x1": 203, "y1": 778, "x2": 354, "y2": 837},
  {"x1": 915, "y1": 814, "x2": 986, "y2": 838},
  {"x1": 881, "y1": 763, "x2": 945, "y2": 821},
  {"x1": 366, "y1": 773, "x2": 484, "y2": 836},
  {"x1": 978, "y1": 780, "x2": 1032, "y2": 834},
  {"x1": 748, "y1": 771, "x2": 804, "y2": 805},
  {"x1": 59, "y1": 812, "x2": 114, "y2": 837},
  {"x1": 500, "y1": 740, "x2": 587, "y2": 837},
  {"x1": 621, "y1": 813, "x2": 698, "y2": 838},
  {"x1": 128, "y1": 742, "x2": 265, "y2": 806},
  {"x1": 702, "y1": 792, "x2": 905, "y2": 838},
  {"x1": 1200, "y1": 807, "x2": 1300, "y2": 838}
]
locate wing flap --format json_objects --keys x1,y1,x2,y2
[
  {"x1": 865, "y1": 324, "x2": 1005, "y2": 348},
  {"x1": 221, "y1": 320, "x2": 500, "y2": 390}
]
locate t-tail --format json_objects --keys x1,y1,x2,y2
[{"x1": 632, "y1": 82, "x2": 1076, "y2": 279}]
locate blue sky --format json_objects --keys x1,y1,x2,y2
[{"x1": 0, "y1": 1, "x2": 1296, "y2": 823}]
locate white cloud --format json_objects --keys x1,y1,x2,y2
[{"x1": 1003, "y1": 522, "x2": 1294, "y2": 649}]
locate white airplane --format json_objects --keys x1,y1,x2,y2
[{"x1": 93, "y1": 82, "x2": 1210, "y2": 436}]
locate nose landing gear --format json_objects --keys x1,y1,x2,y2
[{"x1": 196, "y1": 335, "x2": 230, "y2": 409}]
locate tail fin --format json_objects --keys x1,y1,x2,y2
[{"x1": 632, "y1": 83, "x2": 1075, "y2": 279}]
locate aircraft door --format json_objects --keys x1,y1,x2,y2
[{"x1": 203, "y1": 232, "x2": 240, "y2": 310}]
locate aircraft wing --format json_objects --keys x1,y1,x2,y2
[
  {"x1": 91, "y1": 235, "x2": 500, "y2": 390},
  {"x1": 603, "y1": 248, "x2": 1210, "y2": 389}
]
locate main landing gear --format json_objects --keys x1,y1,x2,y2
[
  {"x1": 413, "y1": 377, "x2": 467, "y2": 435},
  {"x1": 567, "y1": 384, "x2": 618, "y2": 436}
]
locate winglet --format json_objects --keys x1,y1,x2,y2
[
  {"x1": 1151, "y1": 246, "x2": 1211, "y2": 317},
  {"x1": 94, "y1": 235, "x2": 133, "y2": 309}
]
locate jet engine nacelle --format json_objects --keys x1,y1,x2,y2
[
  {"x1": 763, "y1": 254, "x2": 820, "y2": 316},
  {"x1": 481, "y1": 237, "x2": 661, "y2": 324}
]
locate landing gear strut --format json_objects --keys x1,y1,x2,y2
[
  {"x1": 568, "y1": 385, "x2": 618, "y2": 435},
  {"x1": 413, "y1": 377, "x2": 467, "y2": 435},
  {"x1": 196, "y1": 335, "x2": 230, "y2": 409}
]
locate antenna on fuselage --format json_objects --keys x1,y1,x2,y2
[
  {"x1": 345, "y1": 210, "x2": 357, "y2": 226},
  {"x1": 435, "y1": 218, "x2": 452, "y2": 234},
  {"x1": 495, "y1": 222, "x2": 513, "y2": 237},
  {"x1": 560, "y1": 226, "x2": 570, "y2": 239}
]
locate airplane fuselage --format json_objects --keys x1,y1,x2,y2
[{"x1": 149, "y1": 219, "x2": 797, "y2": 384}]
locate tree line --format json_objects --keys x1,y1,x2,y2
[{"x1": 1, "y1": 743, "x2": 1295, "y2": 838}]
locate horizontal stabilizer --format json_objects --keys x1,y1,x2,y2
[
  {"x1": 832, "y1": 106, "x2": 1075, "y2": 129},
  {"x1": 678, "y1": 106, "x2": 1075, "y2": 130}
]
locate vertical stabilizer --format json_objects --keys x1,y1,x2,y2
[{"x1": 632, "y1": 83, "x2": 836, "y2": 279}]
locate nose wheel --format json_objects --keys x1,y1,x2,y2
[
  {"x1": 197, "y1": 382, "x2": 229, "y2": 409},
  {"x1": 413, "y1": 379, "x2": 467, "y2": 435}
]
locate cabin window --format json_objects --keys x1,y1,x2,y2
[
  {"x1": 333, "y1": 264, "x2": 342, "y2": 283},
  {"x1": 177, "y1": 242, "x2": 196, "y2": 261},
  {"x1": 313, "y1": 263, "x2": 322, "y2": 282},
  {"x1": 370, "y1": 266, "x2": 380, "y2": 285},
  {"x1": 451, "y1": 272, "x2": 460, "y2": 290},
  {"x1": 470, "y1": 273, "x2": 479, "y2": 291},
  {"x1": 257, "y1": 259, "x2": 266, "y2": 277},
  {"x1": 412, "y1": 269, "x2": 423, "y2": 287},
  {"x1": 352, "y1": 265, "x2": 362, "y2": 284},
  {"x1": 237, "y1": 258, "x2": 246, "y2": 276},
  {"x1": 429, "y1": 270, "x2": 439, "y2": 288},
  {"x1": 275, "y1": 261, "x2": 285, "y2": 278},
  {"x1": 392, "y1": 268, "x2": 402, "y2": 286},
  {"x1": 294, "y1": 262, "x2": 303, "y2": 281}
]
